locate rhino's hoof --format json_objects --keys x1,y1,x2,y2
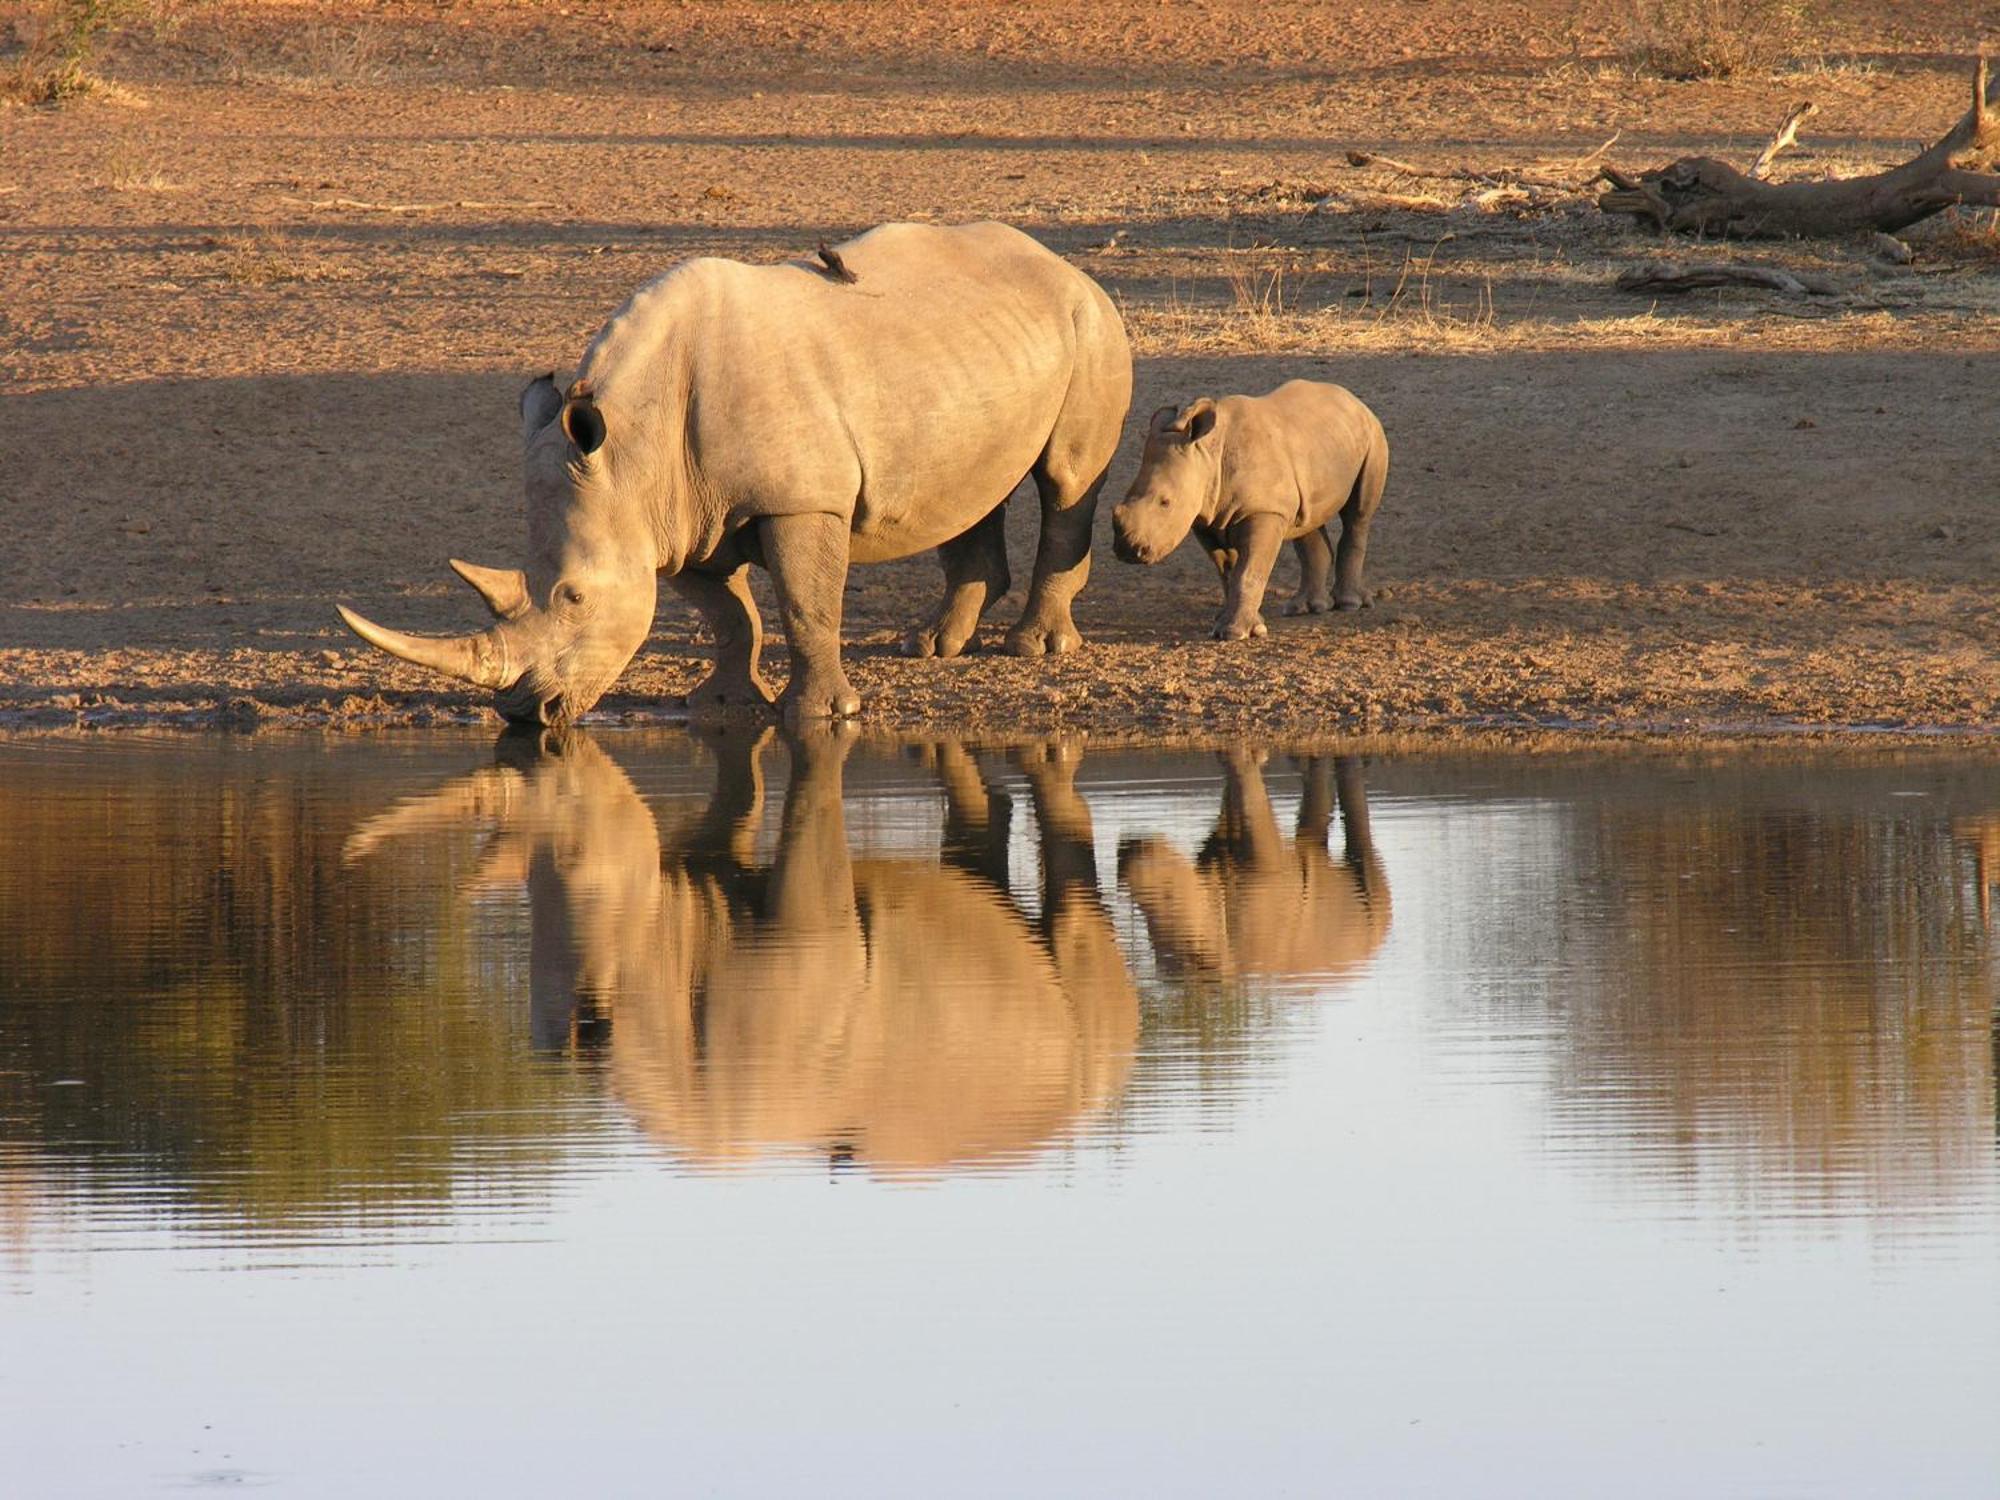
[
  {"x1": 904, "y1": 624, "x2": 976, "y2": 660},
  {"x1": 1212, "y1": 618, "x2": 1268, "y2": 642},
  {"x1": 1335, "y1": 594, "x2": 1367, "y2": 612},
  {"x1": 1283, "y1": 597, "x2": 1332, "y2": 617},
  {"x1": 685, "y1": 672, "x2": 777, "y2": 718},
  {"x1": 779, "y1": 679, "x2": 862, "y2": 725},
  {"x1": 1004, "y1": 625, "x2": 1081, "y2": 658}
]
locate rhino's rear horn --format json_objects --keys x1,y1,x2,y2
[{"x1": 450, "y1": 558, "x2": 531, "y2": 620}]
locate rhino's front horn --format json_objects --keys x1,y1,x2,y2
[{"x1": 336, "y1": 605, "x2": 516, "y2": 689}]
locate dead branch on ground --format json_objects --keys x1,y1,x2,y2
[
  {"x1": 1599, "y1": 57, "x2": 2000, "y2": 238},
  {"x1": 1615, "y1": 261, "x2": 1841, "y2": 296},
  {"x1": 1345, "y1": 143, "x2": 1614, "y2": 195},
  {"x1": 280, "y1": 197, "x2": 557, "y2": 214}
]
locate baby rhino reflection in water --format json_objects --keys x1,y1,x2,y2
[
  {"x1": 351, "y1": 730, "x2": 1137, "y2": 1174},
  {"x1": 1119, "y1": 750, "x2": 1391, "y2": 993}
]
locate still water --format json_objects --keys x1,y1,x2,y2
[{"x1": 1, "y1": 729, "x2": 1996, "y2": 1497}]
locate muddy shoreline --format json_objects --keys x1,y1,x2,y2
[{"x1": 4, "y1": 1, "x2": 1997, "y2": 743}]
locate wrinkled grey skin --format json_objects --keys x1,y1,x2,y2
[
  {"x1": 339, "y1": 221, "x2": 1133, "y2": 725},
  {"x1": 1109, "y1": 380, "x2": 1388, "y2": 640}
]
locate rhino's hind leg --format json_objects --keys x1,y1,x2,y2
[
  {"x1": 1334, "y1": 442, "x2": 1389, "y2": 612},
  {"x1": 906, "y1": 506, "x2": 1010, "y2": 659},
  {"x1": 670, "y1": 564, "x2": 775, "y2": 715},
  {"x1": 1283, "y1": 527, "x2": 1336, "y2": 617},
  {"x1": 1007, "y1": 311, "x2": 1130, "y2": 658},
  {"x1": 1007, "y1": 462, "x2": 1103, "y2": 658}
]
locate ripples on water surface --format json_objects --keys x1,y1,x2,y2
[{"x1": 1, "y1": 729, "x2": 1996, "y2": 1496}]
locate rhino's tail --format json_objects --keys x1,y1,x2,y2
[{"x1": 1344, "y1": 417, "x2": 1390, "y2": 525}]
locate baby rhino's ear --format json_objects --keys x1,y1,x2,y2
[
  {"x1": 1148, "y1": 403, "x2": 1181, "y2": 435},
  {"x1": 1182, "y1": 398, "x2": 1218, "y2": 442}
]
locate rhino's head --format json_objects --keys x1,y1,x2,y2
[
  {"x1": 338, "y1": 376, "x2": 660, "y2": 727},
  {"x1": 1110, "y1": 399, "x2": 1219, "y2": 565}
]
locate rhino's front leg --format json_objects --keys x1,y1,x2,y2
[
  {"x1": 1283, "y1": 527, "x2": 1335, "y2": 616},
  {"x1": 669, "y1": 564, "x2": 775, "y2": 715},
  {"x1": 1006, "y1": 467, "x2": 1105, "y2": 658},
  {"x1": 762, "y1": 511, "x2": 861, "y2": 723},
  {"x1": 1213, "y1": 514, "x2": 1283, "y2": 641}
]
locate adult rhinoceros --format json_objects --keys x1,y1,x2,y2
[{"x1": 337, "y1": 221, "x2": 1133, "y2": 725}]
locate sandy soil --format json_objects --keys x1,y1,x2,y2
[{"x1": 3, "y1": 0, "x2": 1998, "y2": 736}]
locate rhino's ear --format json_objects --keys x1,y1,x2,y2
[
  {"x1": 520, "y1": 373, "x2": 563, "y2": 445},
  {"x1": 1148, "y1": 403, "x2": 1180, "y2": 435},
  {"x1": 562, "y1": 379, "x2": 608, "y2": 456},
  {"x1": 1183, "y1": 399, "x2": 1218, "y2": 443}
]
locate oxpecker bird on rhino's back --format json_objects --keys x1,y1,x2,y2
[{"x1": 337, "y1": 221, "x2": 1133, "y2": 726}]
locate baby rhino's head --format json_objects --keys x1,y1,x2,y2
[{"x1": 1111, "y1": 399, "x2": 1220, "y2": 565}]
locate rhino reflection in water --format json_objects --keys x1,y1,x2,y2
[
  {"x1": 1118, "y1": 751, "x2": 1392, "y2": 995},
  {"x1": 352, "y1": 732, "x2": 1137, "y2": 1174}
]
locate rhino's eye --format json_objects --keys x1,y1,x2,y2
[{"x1": 559, "y1": 583, "x2": 586, "y2": 608}]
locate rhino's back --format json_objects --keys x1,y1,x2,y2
[{"x1": 582, "y1": 222, "x2": 1129, "y2": 562}]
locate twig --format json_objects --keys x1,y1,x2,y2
[
  {"x1": 1749, "y1": 101, "x2": 1817, "y2": 181},
  {"x1": 280, "y1": 196, "x2": 558, "y2": 214},
  {"x1": 1569, "y1": 132, "x2": 1620, "y2": 170},
  {"x1": 1344, "y1": 149, "x2": 1581, "y2": 194}
]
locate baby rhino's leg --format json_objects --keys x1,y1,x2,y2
[
  {"x1": 1213, "y1": 514, "x2": 1284, "y2": 641},
  {"x1": 1283, "y1": 526, "x2": 1335, "y2": 616}
]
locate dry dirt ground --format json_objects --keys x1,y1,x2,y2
[{"x1": 3, "y1": 0, "x2": 1999, "y2": 736}]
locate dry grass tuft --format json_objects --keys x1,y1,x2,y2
[
  {"x1": 1619, "y1": 0, "x2": 1815, "y2": 80},
  {"x1": 213, "y1": 229, "x2": 350, "y2": 286},
  {"x1": 1222, "y1": 262, "x2": 1306, "y2": 350},
  {"x1": 1127, "y1": 245, "x2": 1502, "y2": 357},
  {"x1": 102, "y1": 143, "x2": 179, "y2": 191},
  {"x1": 293, "y1": 22, "x2": 386, "y2": 85},
  {"x1": 6, "y1": 0, "x2": 146, "y2": 105}
]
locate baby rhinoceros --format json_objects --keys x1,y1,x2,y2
[{"x1": 1110, "y1": 380, "x2": 1388, "y2": 640}]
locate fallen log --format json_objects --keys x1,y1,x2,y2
[
  {"x1": 1615, "y1": 261, "x2": 1841, "y2": 296},
  {"x1": 1599, "y1": 56, "x2": 2000, "y2": 238}
]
